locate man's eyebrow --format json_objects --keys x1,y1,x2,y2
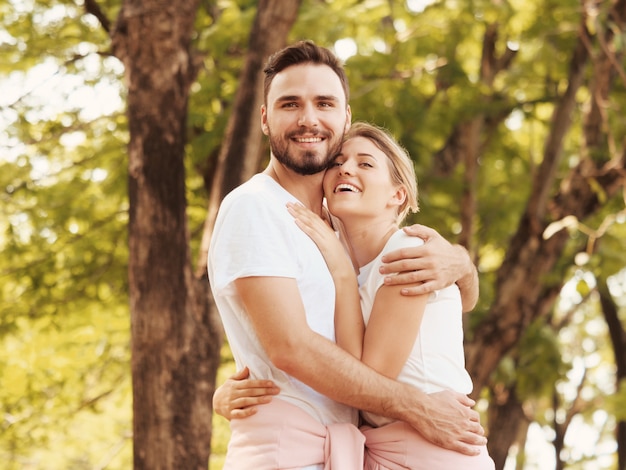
[
  {"x1": 276, "y1": 95, "x2": 300, "y2": 102},
  {"x1": 316, "y1": 95, "x2": 341, "y2": 102},
  {"x1": 275, "y1": 94, "x2": 341, "y2": 102}
]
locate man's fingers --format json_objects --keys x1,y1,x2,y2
[
  {"x1": 236, "y1": 384, "x2": 280, "y2": 398},
  {"x1": 447, "y1": 442, "x2": 483, "y2": 457},
  {"x1": 402, "y1": 223, "x2": 435, "y2": 240},
  {"x1": 457, "y1": 394, "x2": 477, "y2": 408},
  {"x1": 233, "y1": 394, "x2": 273, "y2": 408},
  {"x1": 381, "y1": 247, "x2": 421, "y2": 265},
  {"x1": 379, "y1": 251, "x2": 436, "y2": 274},
  {"x1": 462, "y1": 428, "x2": 488, "y2": 447},
  {"x1": 382, "y1": 270, "x2": 428, "y2": 285},
  {"x1": 417, "y1": 390, "x2": 488, "y2": 455},
  {"x1": 382, "y1": 274, "x2": 444, "y2": 296},
  {"x1": 225, "y1": 394, "x2": 275, "y2": 420},
  {"x1": 230, "y1": 367, "x2": 251, "y2": 380},
  {"x1": 427, "y1": 429, "x2": 484, "y2": 456},
  {"x1": 467, "y1": 409, "x2": 481, "y2": 423},
  {"x1": 229, "y1": 407, "x2": 259, "y2": 419},
  {"x1": 380, "y1": 260, "x2": 429, "y2": 277}
]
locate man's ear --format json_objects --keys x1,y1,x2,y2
[
  {"x1": 261, "y1": 105, "x2": 269, "y2": 135},
  {"x1": 344, "y1": 105, "x2": 352, "y2": 132}
]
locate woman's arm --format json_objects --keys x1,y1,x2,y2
[
  {"x1": 362, "y1": 283, "x2": 428, "y2": 378},
  {"x1": 286, "y1": 202, "x2": 364, "y2": 358}
]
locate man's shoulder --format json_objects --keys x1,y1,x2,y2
[
  {"x1": 224, "y1": 174, "x2": 268, "y2": 199},
  {"x1": 214, "y1": 174, "x2": 296, "y2": 238},
  {"x1": 221, "y1": 175, "x2": 281, "y2": 211}
]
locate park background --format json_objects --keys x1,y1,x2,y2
[{"x1": 1, "y1": 0, "x2": 626, "y2": 468}]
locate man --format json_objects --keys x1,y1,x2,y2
[{"x1": 208, "y1": 40, "x2": 484, "y2": 468}]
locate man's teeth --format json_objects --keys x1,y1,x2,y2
[
  {"x1": 296, "y1": 137, "x2": 322, "y2": 143},
  {"x1": 335, "y1": 184, "x2": 360, "y2": 193}
]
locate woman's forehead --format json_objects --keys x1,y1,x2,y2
[{"x1": 341, "y1": 136, "x2": 382, "y2": 156}]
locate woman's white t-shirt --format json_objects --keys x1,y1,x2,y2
[{"x1": 358, "y1": 230, "x2": 473, "y2": 427}]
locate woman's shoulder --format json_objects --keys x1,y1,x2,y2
[{"x1": 383, "y1": 228, "x2": 425, "y2": 253}]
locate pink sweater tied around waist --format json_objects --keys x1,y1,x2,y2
[{"x1": 224, "y1": 398, "x2": 364, "y2": 470}]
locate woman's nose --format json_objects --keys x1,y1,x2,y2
[{"x1": 338, "y1": 162, "x2": 353, "y2": 175}]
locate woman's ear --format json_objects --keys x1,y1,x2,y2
[{"x1": 389, "y1": 186, "x2": 407, "y2": 208}]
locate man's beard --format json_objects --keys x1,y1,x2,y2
[{"x1": 268, "y1": 128, "x2": 344, "y2": 176}]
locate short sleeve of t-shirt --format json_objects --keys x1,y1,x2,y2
[
  {"x1": 209, "y1": 179, "x2": 302, "y2": 295},
  {"x1": 358, "y1": 230, "x2": 425, "y2": 297}
]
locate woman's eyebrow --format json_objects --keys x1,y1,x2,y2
[{"x1": 356, "y1": 152, "x2": 377, "y2": 159}]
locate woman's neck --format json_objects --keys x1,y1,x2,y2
[{"x1": 340, "y1": 216, "x2": 399, "y2": 268}]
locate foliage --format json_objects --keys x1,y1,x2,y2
[
  {"x1": 607, "y1": 379, "x2": 626, "y2": 422},
  {"x1": 1, "y1": 0, "x2": 129, "y2": 467}
]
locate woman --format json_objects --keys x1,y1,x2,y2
[{"x1": 215, "y1": 122, "x2": 494, "y2": 469}]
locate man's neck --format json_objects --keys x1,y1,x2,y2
[{"x1": 264, "y1": 160, "x2": 325, "y2": 215}]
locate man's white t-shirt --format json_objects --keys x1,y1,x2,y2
[
  {"x1": 208, "y1": 173, "x2": 357, "y2": 427},
  {"x1": 358, "y1": 230, "x2": 473, "y2": 427}
]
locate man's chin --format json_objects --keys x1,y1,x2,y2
[
  {"x1": 272, "y1": 147, "x2": 332, "y2": 175},
  {"x1": 294, "y1": 166, "x2": 327, "y2": 176},
  {"x1": 287, "y1": 157, "x2": 329, "y2": 176}
]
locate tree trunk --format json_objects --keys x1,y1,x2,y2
[
  {"x1": 598, "y1": 277, "x2": 626, "y2": 469},
  {"x1": 108, "y1": 1, "x2": 304, "y2": 467},
  {"x1": 486, "y1": 384, "x2": 529, "y2": 470},
  {"x1": 110, "y1": 1, "x2": 221, "y2": 468}
]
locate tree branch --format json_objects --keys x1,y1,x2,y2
[
  {"x1": 528, "y1": 17, "x2": 591, "y2": 223},
  {"x1": 83, "y1": 0, "x2": 111, "y2": 34}
]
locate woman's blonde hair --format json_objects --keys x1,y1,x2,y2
[{"x1": 343, "y1": 122, "x2": 419, "y2": 222}]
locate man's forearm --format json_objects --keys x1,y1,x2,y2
[
  {"x1": 279, "y1": 334, "x2": 486, "y2": 456},
  {"x1": 277, "y1": 331, "x2": 422, "y2": 421},
  {"x1": 454, "y1": 245, "x2": 478, "y2": 312},
  {"x1": 235, "y1": 275, "x2": 484, "y2": 454}
]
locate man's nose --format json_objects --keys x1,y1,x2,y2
[{"x1": 297, "y1": 103, "x2": 319, "y2": 127}]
